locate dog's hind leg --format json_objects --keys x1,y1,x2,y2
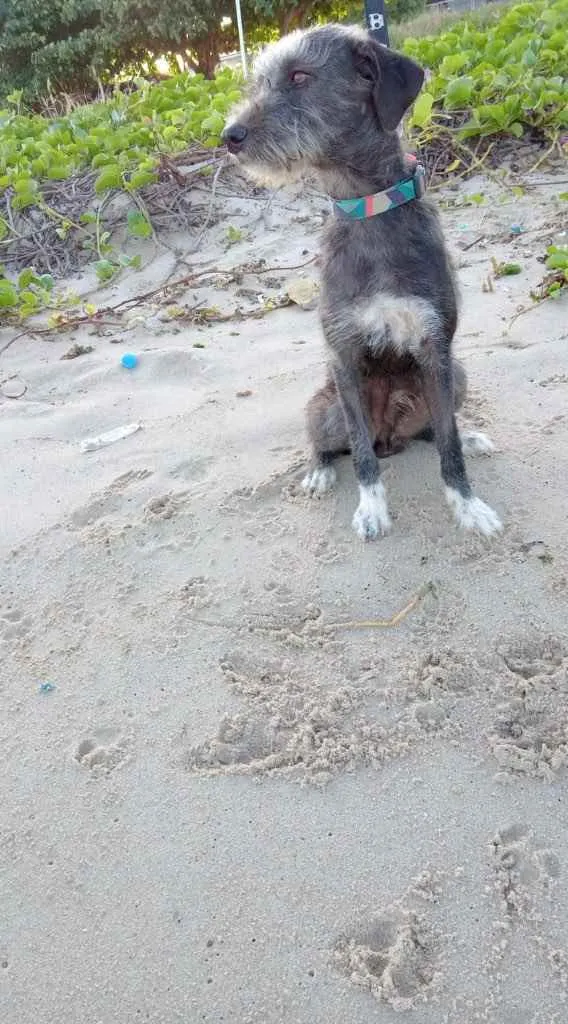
[
  {"x1": 302, "y1": 381, "x2": 350, "y2": 496},
  {"x1": 419, "y1": 341, "x2": 502, "y2": 536},
  {"x1": 413, "y1": 358, "x2": 466, "y2": 444},
  {"x1": 418, "y1": 359, "x2": 495, "y2": 456},
  {"x1": 450, "y1": 360, "x2": 497, "y2": 456}
]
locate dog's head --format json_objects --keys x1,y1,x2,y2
[{"x1": 222, "y1": 25, "x2": 424, "y2": 186}]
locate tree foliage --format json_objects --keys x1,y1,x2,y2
[
  {"x1": 0, "y1": 0, "x2": 245, "y2": 98},
  {"x1": 0, "y1": 0, "x2": 427, "y2": 101}
]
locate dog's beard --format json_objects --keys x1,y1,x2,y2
[
  {"x1": 231, "y1": 152, "x2": 307, "y2": 190},
  {"x1": 226, "y1": 113, "x2": 314, "y2": 189}
]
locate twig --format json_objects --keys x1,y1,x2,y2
[
  {"x1": 326, "y1": 582, "x2": 434, "y2": 630},
  {"x1": 461, "y1": 233, "x2": 486, "y2": 252},
  {"x1": 257, "y1": 255, "x2": 317, "y2": 274},
  {"x1": 0, "y1": 333, "x2": 23, "y2": 356},
  {"x1": 95, "y1": 193, "x2": 112, "y2": 259},
  {"x1": 504, "y1": 302, "x2": 538, "y2": 334},
  {"x1": 527, "y1": 132, "x2": 560, "y2": 176},
  {"x1": 180, "y1": 583, "x2": 434, "y2": 634},
  {"x1": 0, "y1": 253, "x2": 321, "y2": 342},
  {"x1": 190, "y1": 159, "x2": 227, "y2": 253}
]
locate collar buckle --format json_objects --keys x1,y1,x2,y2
[{"x1": 412, "y1": 163, "x2": 426, "y2": 199}]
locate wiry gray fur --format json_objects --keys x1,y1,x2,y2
[{"x1": 223, "y1": 24, "x2": 502, "y2": 540}]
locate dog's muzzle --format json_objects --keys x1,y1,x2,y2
[{"x1": 222, "y1": 123, "x2": 248, "y2": 154}]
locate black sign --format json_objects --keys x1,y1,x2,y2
[{"x1": 364, "y1": 0, "x2": 390, "y2": 46}]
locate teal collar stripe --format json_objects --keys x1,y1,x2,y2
[{"x1": 334, "y1": 161, "x2": 426, "y2": 220}]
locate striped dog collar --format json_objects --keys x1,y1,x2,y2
[{"x1": 334, "y1": 160, "x2": 426, "y2": 220}]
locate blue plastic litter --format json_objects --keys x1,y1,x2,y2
[
  {"x1": 39, "y1": 682, "x2": 56, "y2": 694},
  {"x1": 121, "y1": 353, "x2": 139, "y2": 369}
]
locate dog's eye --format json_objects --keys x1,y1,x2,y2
[{"x1": 290, "y1": 70, "x2": 310, "y2": 85}]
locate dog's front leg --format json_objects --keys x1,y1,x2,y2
[
  {"x1": 332, "y1": 358, "x2": 392, "y2": 540},
  {"x1": 419, "y1": 342, "x2": 502, "y2": 537}
]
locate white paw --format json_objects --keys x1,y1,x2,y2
[
  {"x1": 352, "y1": 481, "x2": 392, "y2": 541},
  {"x1": 302, "y1": 465, "x2": 336, "y2": 496},
  {"x1": 445, "y1": 488, "x2": 503, "y2": 537},
  {"x1": 460, "y1": 430, "x2": 495, "y2": 456}
]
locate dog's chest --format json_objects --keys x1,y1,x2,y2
[
  {"x1": 355, "y1": 293, "x2": 442, "y2": 355},
  {"x1": 320, "y1": 288, "x2": 442, "y2": 357},
  {"x1": 320, "y1": 219, "x2": 445, "y2": 355}
]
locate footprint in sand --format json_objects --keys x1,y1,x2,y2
[
  {"x1": 183, "y1": 648, "x2": 430, "y2": 782},
  {"x1": 540, "y1": 413, "x2": 567, "y2": 437},
  {"x1": 333, "y1": 906, "x2": 439, "y2": 1011},
  {"x1": 179, "y1": 576, "x2": 218, "y2": 610},
  {"x1": 70, "y1": 468, "x2": 153, "y2": 529},
  {"x1": 74, "y1": 726, "x2": 132, "y2": 774},
  {"x1": 492, "y1": 824, "x2": 561, "y2": 920},
  {"x1": 489, "y1": 698, "x2": 568, "y2": 779},
  {"x1": 499, "y1": 635, "x2": 565, "y2": 679},
  {"x1": 218, "y1": 462, "x2": 306, "y2": 540},
  {"x1": 488, "y1": 634, "x2": 568, "y2": 779},
  {"x1": 0, "y1": 604, "x2": 33, "y2": 644},
  {"x1": 144, "y1": 491, "x2": 189, "y2": 521}
]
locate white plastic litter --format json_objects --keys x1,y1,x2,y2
[{"x1": 80, "y1": 422, "x2": 142, "y2": 453}]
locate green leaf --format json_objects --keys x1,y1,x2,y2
[
  {"x1": 558, "y1": 193, "x2": 568, "y2": 202},
  {"x1": 13, "y1": 177, "x2": 38, "y2": 195},
  {"x1": 12, "y1": 192, "x2": 37, "y2": 211},
  {"x1": 94, "y1": 165, "x2": 122, "y2": 194},
  {"x1": 127, "y1": 209, "x2": 153, "y2": 238},
  {"x1": 439, "y1": 53, "x2": 469, "y2": 76},
  {"x1": 496, "y1": 262, "x2": 522, "y2": 276},
  {"x1": 162, "y1": 126, "x2": 179, "y2": 142},
  {"x1": 127, "y1": 169, "x2": 158, "y2": 190},
  {"x1": 546, "y1": 251, "x2": 568, "y2": 270},
  {"x1": 18, "y1": 268, "x2": 39, "y2": 288},
  {"x1": 19, "y1": 288, "x2": 41, "y2": 309},
  {"x1": 6, "y1": 90, "x2": 23, "y2": 107},
  {"x1": 226, "y1": 225, "x2": 243, "y2": 243},
  {"x1": 92, "y1": 153, "x2": 114, "y2": 169},
  {"x1": 444, "y1": 77, "x2": 475, "y2": 110},
  {"x1": 0, "y1": 281, "x2": 18, "y2": 307},
  {"x1": 46, "y1": 165, "x2": 71, "y2": 180},
  {"x1": 200, "y1": 112, "x2": 225, "y2": 138},
  {"x1": 93, "y1": 259, "x2": 118, "y2": 282},
  {"x1": 410, "y1": 92, "x2": 434, "y2": 129},
  {"x1": 38, "y1": 274, "x2": 55, "y2": 292}
]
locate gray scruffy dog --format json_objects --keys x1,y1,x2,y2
[{"x1": 222, "y1": 24, "x2": 502, "y2": 540}]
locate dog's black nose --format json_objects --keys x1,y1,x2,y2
[{"x1": 223, "y1": 123, "x2": 248, "y2": 152}]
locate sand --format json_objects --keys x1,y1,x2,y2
[{"x1": 1, "y1": 170, "x2": 568, "y2": 1024}]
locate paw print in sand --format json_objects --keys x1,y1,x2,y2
[{"x1": 74, "y1": 726, "x2": 132, "y2": 774}]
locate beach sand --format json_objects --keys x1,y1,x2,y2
[{"x1": 1, "y1": 172, "x2": 567, "y2": 1023}]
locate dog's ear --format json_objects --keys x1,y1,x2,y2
[{"x1": 353, "y1": 37, "x2": 424, "y2": 131}]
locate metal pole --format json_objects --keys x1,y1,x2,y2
[
  {"x1": 364, "y1": 0, "x2": 390, "y2": 46},
  {"x1": 234, "y1": 0, "x2": 248, "y2": 77}
]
